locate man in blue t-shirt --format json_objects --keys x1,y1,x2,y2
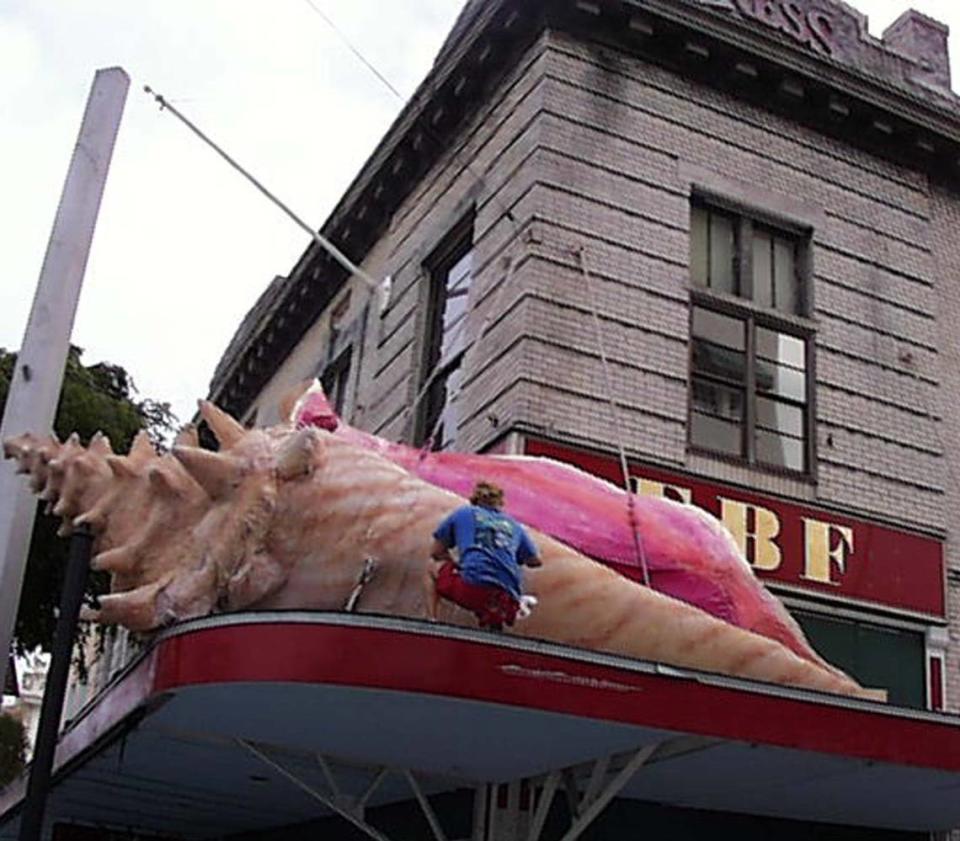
[{"x1": 426, "y1": 480, "x2": 541, "y2": 630}]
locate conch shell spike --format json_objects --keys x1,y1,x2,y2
[
  {"x1": 172, "y1": 446, "x2": 243, "y2": 499},
  {"x1": 89, "y1": 432, "x2": 114, "y2": 456},
  {"x1": 92, "y1": 546, "x2": 140, "y2": 574},
  {"x1": 148, "y1": 466, "x2": 185, "y2": 498},
  {"x1": 174, "y1": 424, "x2": 199, "y2": 449},
  {"x1": 198, "y1": 401, "x2": 245, "y2": 450},
  {"x1": 106, "y1": 456, "x2": 138, "y2": 480},
  {"x1": 130, "y1": 431, "x2": 156, "y2": 461},
  {"x1": 277, "y1": 427, "x2": 320, "y2": 480},
  {"x1": 74, "y1": 503, "x2": 108, "y2": 533}
]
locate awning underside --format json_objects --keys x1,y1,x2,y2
[{"x1": 3, "y1": 680, "x2": 960, "y2": 839}]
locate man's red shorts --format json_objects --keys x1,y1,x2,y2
[{"x1": 435, "y1": 561, "x2": 519, "y2": 629}]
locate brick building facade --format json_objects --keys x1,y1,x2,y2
[{"x1": 211, "y1": 0, "x2": 960, "y2": 716}]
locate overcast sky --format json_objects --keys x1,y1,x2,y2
[{"x1": 1, "y1": 0, "x2": 958, "y2": 429}]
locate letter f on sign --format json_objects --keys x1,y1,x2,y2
[{"x1": 802, "y1": 519, "x2": 854, "y2": 585}]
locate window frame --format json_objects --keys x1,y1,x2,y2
[
  {"x1": 691, "y1": 195, "x2": 812, "y2": 316},
  {"x1": 688, "y1": 199, "x2": 817, "y2": 480},
  {"x1": 320, "y1": 347, "x2": 353, "y2": 417},
  {"x1": 415, "y1": 214, "x2": 475, "y2": 450},
  {"x1": 317, "y1": 292, "x2": 362, "y2": 420}
]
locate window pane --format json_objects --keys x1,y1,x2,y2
[
  {"x1": 692, "y1": 308, "x2": 746, "y2": 383},
  {"x1": 756, "y1": 359, "x2": 806, "y2": 402},
  {"x1": 441, "y1": 317, "x2": 467, "y2": 361},
  {"x1": 756, "y1": 429, "x2": 805, "y2": 471},
  {"x1": 443, "y1": 287, "x2": 468, "y2": 330},
  {"x1": 691, "y1": 411, "x2": 742, "y2": 456},
  {"x1": 756, "y1": 328, "x2": 805, "y2": 370},
  {"x1": 709, "y1": 213, "x2": 736, "y2": 294},
  {"x1": 447, "y1": 250, "x2": 473, "y2": 293},
  {"x1": 692, "y1": 308, "x2": 745, "y2": 351},
  {"x1": 757, "y1": 397, "x2": 804, "y2": 437},
  {"x1": 438, "y1": 365, "x2": 462, "y2": 450},
  {"x1": 321, "y1": 352, "x2": 352, "y2": 416},
  {"x1": 693, "y1": 378, "x2": 744, "y2": 422},
  {"x1": 752, "y1": 230, "x2": 773, "y2": 308},
  {"x1": 691, "y1": 206, "x2": 708, "y2": 287},
  {"x1": 774, "y1": 237, "x2": 798, "y2": 313},
  {"x1": 692, "y1": 340, "x2": 747, "y2": 383}
]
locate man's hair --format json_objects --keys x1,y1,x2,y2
[{"x1": 470, "y1": 480, "x2": 505, "y2": 509}]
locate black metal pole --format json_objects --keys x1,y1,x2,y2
[{"x1": 18, "y1": 524, "x2": 93, "y2": 841}]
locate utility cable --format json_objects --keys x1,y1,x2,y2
[
  {"x1": 298, "y1": 0, "x2": 517, "y2": 227},
  {"x1": 143, "y1": 86, "x2": 380, "y2": 292},
  {"x1": 302, "y1": 0, "x2": 406, "y2": 101},
  {"x1": 577, "y1": 246, "x2": 653, "y2": 589}
]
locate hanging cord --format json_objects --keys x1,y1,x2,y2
[
  {"x1": 576, "y1": 246, "x2": 653, "y2": 589},
  {"x1": 408, "y1": 252, "x2": 520, "y2": 453}
]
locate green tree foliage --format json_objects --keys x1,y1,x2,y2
[
  {"x1": 0, "y1": 714, "x2": 26, "y2": 788},
  {"x1": 0, "y1": 346, "x2": 176, "y2": 654}
]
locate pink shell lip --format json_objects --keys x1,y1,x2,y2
[{"x1": 296, "y1": 393, "x2": 339, "y2": 432}]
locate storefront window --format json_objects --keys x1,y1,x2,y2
[{"x1": 793, "y1": 611, "x2": 925, "y2": 709}]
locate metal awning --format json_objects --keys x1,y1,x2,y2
[{"x1": 2, "y1": 612, "x2": 960, "y2": 839}]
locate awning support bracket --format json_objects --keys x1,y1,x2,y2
[
  {"x1": 557, "y1": 744, "x2": 659, "y2": 841},
  {"x1": 237, "y1": 738, "x2": 393, "y2": 841},
  {"x1": 403, "y1": 769, "x2": 450, "y2": 841}
]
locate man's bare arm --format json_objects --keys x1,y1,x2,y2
[{"x1": 431, "y1": 539, "x2": 453, "y2": 563}]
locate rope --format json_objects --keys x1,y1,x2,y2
[{"x1": 576, "y1": 247, "x2": 652, "y2": 589}]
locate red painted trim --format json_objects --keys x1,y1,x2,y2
[
  {"x1": 929, "y1": 656, "x2": 944, "y2": 712},
  {"x1": 152, "y1": 622, "x2": 960, "y2": 773},
  {"x1": 524, "y1": 438, "x2": 946, "y2": 618}
]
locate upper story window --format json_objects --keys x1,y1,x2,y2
[
  {"x1": 690, "y1": 204, "x2": 803, "y2": 315},
  {"x1": 321, "y1": 350, "x2": 352, "y2": 416},
  {"x1": 418, "y1": 217, "x2": 474, "y2": 450},
  {"x1": 688, "y1": 200, "x2": 813, "y2": 475},
  {"x1": 319, "y1": 292, "x2": 356, "y2": 417}
]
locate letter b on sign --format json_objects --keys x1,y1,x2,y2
[{"x1": 720, "y1": 499, "x2": 783, "y2": 571}]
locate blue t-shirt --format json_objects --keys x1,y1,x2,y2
[{"x1": 433, "y1": 505, "x2": 538, "y2": 601}]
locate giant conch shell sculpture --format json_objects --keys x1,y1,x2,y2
[{"x1": 3, "y1": 383, "x2": 882, "y2": 700}]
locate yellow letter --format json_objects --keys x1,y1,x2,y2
[
  {"x1": 631, "y1": 476, "x2": 692, "y2": 505},
  {"x1": 802, "y1": 519, "x2": 853, "y2": 586},
  {"x1": 720, "y1": 498, "x2": 783, "y2": 572}
]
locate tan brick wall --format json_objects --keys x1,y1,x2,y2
[
  {"x1": 931, "y1": 185, "x2": 960, "y2": 713},
  {"x1": 249, "y1": 24, "x2": 958, "y2": 710},
  {"x1": 531, "y1": 32, "x2": 945, "y2": 535}
]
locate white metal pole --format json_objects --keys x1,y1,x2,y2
[{"x1": 0, "y1": 67, "x2": 130, "y2": 694}]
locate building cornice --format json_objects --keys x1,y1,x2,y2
[
  {"x1": 210, "y1": 0, "x2": 960, "y2": 420},
  {"x1": 208, "y1": 0, "x2": 542, "y2": 416},
  {"x1": 639, "y1": 0, "x2": 960, "y2": 139}
]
